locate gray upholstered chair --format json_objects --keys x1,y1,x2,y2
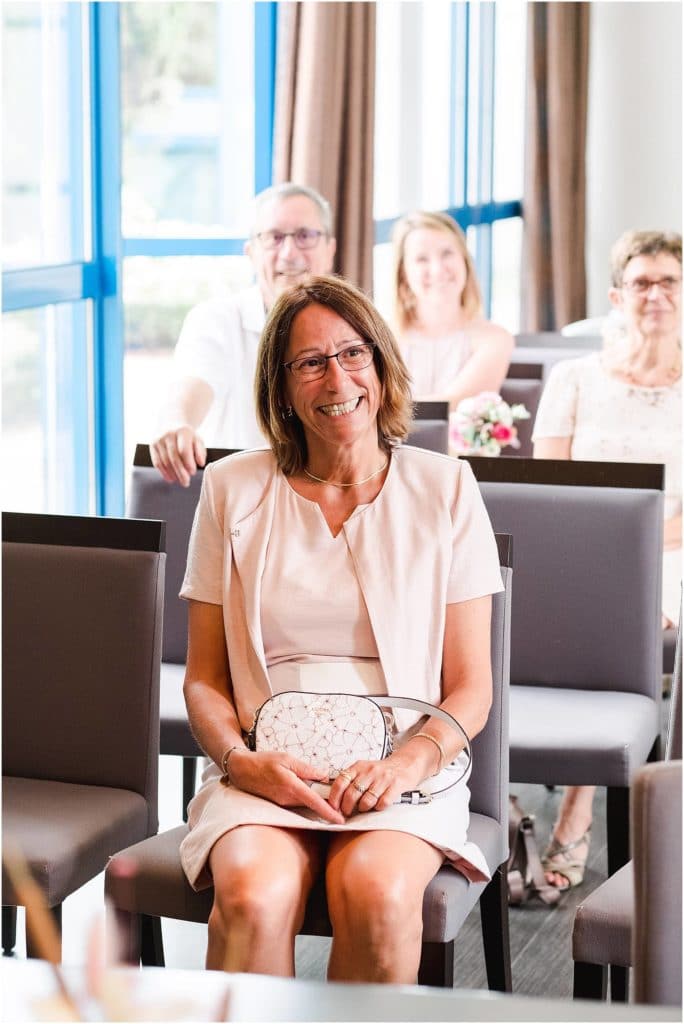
[
  {"x1": 499, "y1": 363, "x2": 543, "y2": 458},
  {"x1": 1, "y1": 511, "x2": 164, "y2": 959},
  {"x1": 512, "y1": 332, "x2": 599, "y2": 381},
  {"x1": 465, "y1": 456, "x2": 665, "y2": 877},
  {"x1": 572, "y1": 609, "x2": 681, "y2": 1002},
  {"x1": 632, "y1": 759, "x2": 682, "y2": 1007},
  {"x1": 407, "y1": 401, "x2": 450, "y2": 454},
  {"x1": 128, "y1": 444, "x2": 238, "y2": 819},
  {"x1": 105, "y1": 536, "x2": 513, "y2": 990}
]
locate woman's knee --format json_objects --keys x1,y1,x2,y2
[
  {"x1": 329, "y1": 850, "x2": 422, "y2": 936},
  {"x1": 212, "y1": 864, "x2": 305, "y2": 934}
]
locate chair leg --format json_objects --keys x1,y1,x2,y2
[
  {"x1": 107, "y1": 904, "x2": 142, "y2": 965},
  {"x1": 182, "y1": 757, "x2": 197, "y2": 822},
  {"x1": 606, "y1": 787, "x2": 630, "y2": 876},
  {"x1": 26, "y1": 904, "x2": 61, "y2": 960},
  {"x1": 140, "y1": 914, "x2": 165, "y2": 967},
  {"x1": 2, "y1": 907, "x2": 17, "y2": 956},
  {"x1": 418, "y1": 940, "x2": 454, "y2": 987},
  {"x1": 479, "y1": 865, "x2": 512, "y2": 992},
  {"x1": 610, "y1": 964, "x2": 629, "y2": 1002},
  {"x1": 573, "y1": 960, "x2": 608, "y2": 1000}
]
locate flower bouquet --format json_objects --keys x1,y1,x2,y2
[{"x1": 449, "y1": 391, "x2": 531, "y2": 456}]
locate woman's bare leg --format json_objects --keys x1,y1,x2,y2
[
  {"x1": 325, "y1": 830, "x2": 444, "y2": 983},
  {"x1": 545, "y1": 785, "x2": 595, "y2": 888},
  {"x1": 207, "y1": 825, "x2": 322, "y2": 974}
]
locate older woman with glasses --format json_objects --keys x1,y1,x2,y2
[
  {"x1": 178, "y1": 275, "x2": 503, "y2": 981},
  {"x1": 391, "y1": 210, "x2": 514, "y2": 409},
  {"x1": 532, "y1": 229, "x2": 682, "y2": 893}
]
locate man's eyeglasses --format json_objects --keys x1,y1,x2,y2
[
  {"x1": 284, "y1": 342, "x2": 376, "y2": 381},
  {"x1": 255, "y1": 228, "x2": 325, "y2": 251},
  {"x1": 621, "y1": 276, "x2": 681, "y2": 295}
]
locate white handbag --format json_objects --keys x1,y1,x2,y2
[{"x1": 246, "y1": 690, "x2": 471, "y2": 804}]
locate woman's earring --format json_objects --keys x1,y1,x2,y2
[{"x1": 283, "y1": 406, "x2": 294, "y2": 419}]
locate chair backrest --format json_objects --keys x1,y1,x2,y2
[
  {"x1": 406, "y1": 420, "x2": 449, "y2": 454},
  {"x1": 2, "y1": 511, "x2": 165, "y2": 834},
  {"x1": 468, "y1": 534, "x2": 512, "y2": 848},
  {"x1": 499, "y1": 363, "x2": 544, "y2": 458},
  {"x1": 465, "y1": 458, "x2": 664, "y2": 696},
  {"x1": 632, "y1": 759, "x2": 682, "y2": 1006},
  {"x1": 407, "y1": 402, "x2": 450, "y2": 454},
  {"x1": 512, "y1": 332, "x2": 600, "y2": 382},
  {"x1": 128, "y1": 445, "x2": 238, "y2": 664}
]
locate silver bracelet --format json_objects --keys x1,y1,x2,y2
[{"x1": 220, "y1": 745, "x2": 242, "y2": 781}]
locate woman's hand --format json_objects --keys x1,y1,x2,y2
[
  {"x1": 327, "y1": 743, "x2": 437, "y2": 817},
  {"x1": 227, "y1": 748, "x2": 345, "y2": 825}
]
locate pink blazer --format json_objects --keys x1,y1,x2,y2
[{"x1": 181, "y1": 446, "x2": 503, "y2": 731}]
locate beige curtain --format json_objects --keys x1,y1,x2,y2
[
  {"x1": 522, "y1": 3, "x2": 590, "y2": 330},
  {"x1": 273, "y1": 2, "x2": 376, "y2": 293}
]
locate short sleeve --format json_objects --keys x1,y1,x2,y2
[
  {"x1": 173, "y1": 301, "x2": 234, "y2": 402},
  {"x1": 532, "y1": 358, "x2": 580, "y2": 440},
  {"x1": 446, "y1": 461, "x2": 504, "y2": 603},
  {"x1": 180, "y1": 464, "x2": 226, "y2": 605}
]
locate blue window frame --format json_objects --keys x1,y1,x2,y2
[{"x1": 2, "y1": 1, "x2": 277, "y2": 516}]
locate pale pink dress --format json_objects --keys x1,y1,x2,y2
[
  {"x1": 180, "y1": 471, "x2": 493, "y2": 890},
  {"x1": 401, "y1": 329, "x2": 472, "y2": 395}
]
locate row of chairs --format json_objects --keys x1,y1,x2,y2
[
  {"x1": 2, "y1": 442, "x2": 678, "y2": 1001},
  {"x1": 131, "y1": 445, "x2": 665, "y2": 873},
  {"x1": 103, "y1": 446, "x2": 669, "y2": 993}
]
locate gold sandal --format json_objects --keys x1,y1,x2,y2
[{"x1": 541, "y1": 828, "x2": 591, "y2": 891}]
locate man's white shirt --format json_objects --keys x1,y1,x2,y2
[{"x1": 173, "y1": 284, "x2": 267, "y2": 450}]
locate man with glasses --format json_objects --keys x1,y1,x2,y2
[
  {"x1": 151, "y1": 183, "x2": 336, "y2": 485},
  {"x1": 532, "y1": 228, "x2": 682, "y2": 894}
]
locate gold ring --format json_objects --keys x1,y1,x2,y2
[
  {"x1": 367, "y1": 789, "x2": 381, "y2": 800},
  {"x1": 338, "y1": 770, "x2": 353, "y2": 782},
  {"x1": 352, "y1": 781, "x2": 367, "y2": 794}
]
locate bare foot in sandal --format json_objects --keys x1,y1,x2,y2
[
  {"x1": 543, "y1": 785, "x2": 595, "y2": 890},
  {"x1": 542, "y1": 829, "x2": 591, "y2": 890}
]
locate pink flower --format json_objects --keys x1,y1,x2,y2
[{"x1": 491, "y1": 424, "x2": 514, "y2": 442}]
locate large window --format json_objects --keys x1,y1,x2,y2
[
  {"x1": 2, "y1": 2, "x2": 94, "y2": 514},
  {"x1": 2, "y1": 1, "x2": 274, "y2": 515},
  {"x1": 3, "y1": 0, "x2": 525, "y2": 517},
  {"x1": 373, "y1": 1, "x2": 526, "y2": 330},
  {"x1": 119, "y1": 1, "x2": 273, "y2": 478}
]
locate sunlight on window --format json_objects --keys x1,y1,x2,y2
[{"x1": 120, "y1": 2, "x2": 254, "y2": 238}]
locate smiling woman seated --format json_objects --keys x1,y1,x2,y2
[
  {"x1": 533, "y1": 229, "x2": 682, "y2": 894},
  {"x1": 391, "y1": 210, "x2": 514, "y2": 411},
  {"x1": 178, "y1": 274, "x2": 503, "y2": 982}
]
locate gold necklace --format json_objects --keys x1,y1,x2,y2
[{"x1": 303, "y1": 459, "x2": 389, "y2": 488}]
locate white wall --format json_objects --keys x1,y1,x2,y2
[{"x1": 585, "y1": 2, "x2": 682, "y2": 315}]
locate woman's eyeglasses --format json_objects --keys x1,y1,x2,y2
[{"x1": 284, "y1": 342, "x2": 376, "y2": 381}]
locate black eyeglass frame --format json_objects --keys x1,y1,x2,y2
[{"x1": 283, "y1": 342, "x2": 377, "y2": 381}]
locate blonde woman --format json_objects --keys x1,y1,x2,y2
[
  {"x1": 391, "y1": 211, "x2": 514, "y2": 409},
  {"x1": 533, "y1": 229, "x2": 682, "y2": 891}
]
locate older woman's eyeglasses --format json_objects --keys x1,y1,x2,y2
[
  {"x1": 256, "y1": 228, "x2": 324, "y2": 250},
  {"x1": 284, "y1": 342, "x2": 376, "y2": 381},
  {"x1": 622, "y1": 275, "x2": 681, "y2": 295}
]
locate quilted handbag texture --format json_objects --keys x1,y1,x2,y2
[{"x1": 248, "y1": 691, "x2": 392, "y2": 776}]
